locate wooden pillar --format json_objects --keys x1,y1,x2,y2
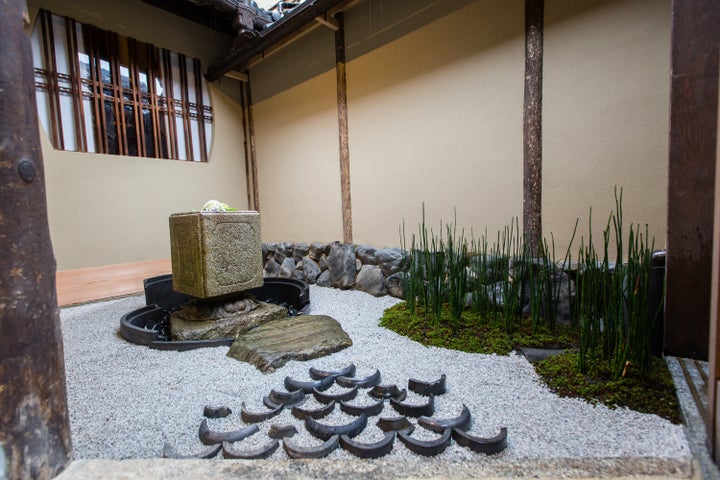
[
  {"x1": 240, "y1": 74, "x2": 260, "y2": 211},
  {"x1": 0, "y1": 2, "x2": 73, "y2": 478},
  {"x1": 665, "y1": 0, "x2": 719, "y2": 360},
  {"x1": 335, "y1": 12, "x2": 352, "y2": 244},
  {"x1": 707, "y1": 63, "x2": 720, "y2": 463},
  {"x1": 523, "y1": 0, "x2": 543, "y2": 254}
]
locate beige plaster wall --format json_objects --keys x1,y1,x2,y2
[
  {"x1": 543, "y1": 0, "x2": 670, "y2": 253},
  {"x1": 347, "y1": 0, "x2": 525, "y2": 248},
  {"x1": 252, "y1": 71, "x2": 344, "y2": 242},
  {"x1": 29, "y1": 0, "x2": 249, "y2": 270}
]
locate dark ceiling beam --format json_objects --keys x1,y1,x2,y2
[
  {"x1": 142, "y1": 0, "x2": 235, "y2": 35},
  {"x1": 206, "y1": 0, "x2": 355, "y2": 81}
]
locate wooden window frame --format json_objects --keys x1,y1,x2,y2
[{"x1": 32, "y1": 9, "x2": 212, "y2": 162}]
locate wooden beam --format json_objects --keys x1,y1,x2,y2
[
  {"x1": 0, "y1": 2, "x2": 72, "y2": 477},
  {"x1": 224, "y1": 70, "x2": 249, "y2": 82},
  {"x1": 523, "y1": 0, "x2": 543, "y2": 254},
  {"x1": 315, "y1": 14, "x2": 339, "y2": 31},
  {"x1": 665, "y1": 0, "x2": 720, "y2": 360},
  {"x1": 335, "y1": 12, "x2": 352, "y2": 244}
]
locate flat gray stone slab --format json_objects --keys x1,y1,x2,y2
[
  {"x1": 170, "y1": 300, "x2": 287, "y2": 341},
  {"x1": 227, "y1": 315, "x2": 352, "y2": 372}
]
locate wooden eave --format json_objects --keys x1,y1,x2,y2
[{"x1": 206, "y1": 0, "x2": 359, "y2": 81}]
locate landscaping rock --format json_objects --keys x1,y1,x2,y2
[
  {"x1": 170, "y1": 297, "x2": 287, "y2": 341},
  {"x1": 385, "y1": 272, "x2": 405, "y2": 299},
  {"x1": 279, "y1": 257, "x2": 296, "y2": 278},
  {"x1": 263, "y1": 258, "x2": 280, "y2": 277},
  {"x1": 293, "y1": 243, "x2": 309, "y2": 261},
  {"x1": 328, "y1": 243, "x2": 356, "y2": 289},
  {"x1": 356, "y1": 265, "x2": 386, "y2": 297},
  {"x1": 318, "y1": 254, "x2": 329, "y2": 271},
  {"x1": 276, "y1": 242, "x2": 293, "y2": 258},
  {"x1": 226, "y1": 315, "x2": 352, "y2": 372},
  {"x1": 375, "y1": 248, "x2": 403, "y2": 276},
  {"x1": 301, "y1": 256, "x2": 321, "y2": 284},
  {"x1": 316, "y1": 270, "x2": 331, "y2": 287},
  {"x1": 356, "y1": 245, "x2": 377, "y2": 265},
  {"x1": 273, "y1": 249, "x2": 287, "y2": 266},
  {"x1": 309, "y1": 243, "x2": 329, "y2": 260}
]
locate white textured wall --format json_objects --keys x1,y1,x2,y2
[{"x1": 543, "y1": 0, "x2": 670, "y2": 253}]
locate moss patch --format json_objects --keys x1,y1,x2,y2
[{"x1": 380, "y1": 302, "x2": 681, "y2": 424}]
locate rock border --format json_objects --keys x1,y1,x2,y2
[{"x1": 262, "y1": 242, "x2": 404, "y2": 299}]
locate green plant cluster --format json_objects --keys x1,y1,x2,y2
[
  {"x1": 380, "y1": 302, "x2": 577, "y2": 355},
  {"x1": 534, "y1": 351, "x2": 681, "y2": 423},
  {"x1": 399, "y1": 188, "x2": 661, "y2": 381}
]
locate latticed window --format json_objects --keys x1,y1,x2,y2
[{"x1": 31, "y1": 10, "x2": 213, "y2": 161}]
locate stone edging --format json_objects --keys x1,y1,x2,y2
[{"x1": 262, "y1": 242, "x2": 404, "y2": 299}]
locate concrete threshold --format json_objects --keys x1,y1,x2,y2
[{"x1": 55, "y1": 456, "x2": 700, "y2": 480}]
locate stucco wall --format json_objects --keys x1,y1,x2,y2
[
  {"x1": 28, "y1": 0, "x2": 249, "y2": 270},
  {"x1": 348, "y1": 0, "x2": 524, "y2": 248},
  {"x1": 251, "y1": 0, "x2": 670, "y2": 254},
  {"x1": 253, "y1": 70, "x2": 345, "y2": 242},
  {"x1": 543, "y1": 0, "x2": 670, "y2": 252}
]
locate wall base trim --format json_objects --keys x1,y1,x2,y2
[{"x1": 56, "y1": 259, "x2": 171, "y2": 306}]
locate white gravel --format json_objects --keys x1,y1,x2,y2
[{"x1": 60, "y1": 285, "x2": 690, "y2": 461}]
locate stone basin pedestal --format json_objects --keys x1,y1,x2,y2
[{"x1": 169, "y1": 211, "x2": 263, "y2": 299}]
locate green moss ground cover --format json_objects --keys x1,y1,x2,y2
[{"x1": 380, "y1": 302, "x2": 681, "y2": 424}]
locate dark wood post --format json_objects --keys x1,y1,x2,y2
[
  {"x1": 523, "y1": 0, "x2": 543, "y2": 255},
  {"x1": 665, "y1": 0, "x2": 720, "y2": 360},
  {"x1": 335, "y1": 11, "x2": 353, "y2": 244},
  {"x1": 0, "y1": 2, "x2": 73, "y2": 479},
  {"x1": 240, "y1": 73, "x2": 260, "y2": 211}
]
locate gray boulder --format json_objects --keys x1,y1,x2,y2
[
  {"x1": 263, "y1": 258, "x2": 280, "y2": 277},
  {"x1": 276, "y1": 242, "x2": 293, "y2": 258},
  {"x1": 309, "y1": 243, "x2": 329, "y2": 260},
  {"x1": 316, "y1": 270, "x2": 331, "y2": 287},
  {"x1": 375, "y1": 247, "x2": 404, "y2": 276},
  {"x1": 318, "y1": 254, "x2": 329, "y2": 271},
  {"x1": 356, "y1": 265, "x2": 386, "y2": 297},
  {"x1": 301, "y1": 256, "x2": 321, "y2": 284},
  {"x1": 273, "y1": 249, "x2": 287, "y2": 266},
  {"x1": 293, "y1": 242, "x2": 309, "y2": 261},
  {"x1": 328, "y1": 243, "x2": 357, "y2": 289},
  {"x1": 279, "y1": 257, "x2": 296, "y2": 278},
  {"x1": 385, "y1": 272, "x2": 405, "y2": 299},
  {"x1": 356, "y1": 245, "x2": 377, "y2": 265}
]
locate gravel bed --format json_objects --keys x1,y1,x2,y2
[{"x1": 60, "y1": 285, "x2": 691, "y2": 461}]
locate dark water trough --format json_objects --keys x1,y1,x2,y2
[{"x1": 119, "y1": 275, "x2": 310, "y2": 351}]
